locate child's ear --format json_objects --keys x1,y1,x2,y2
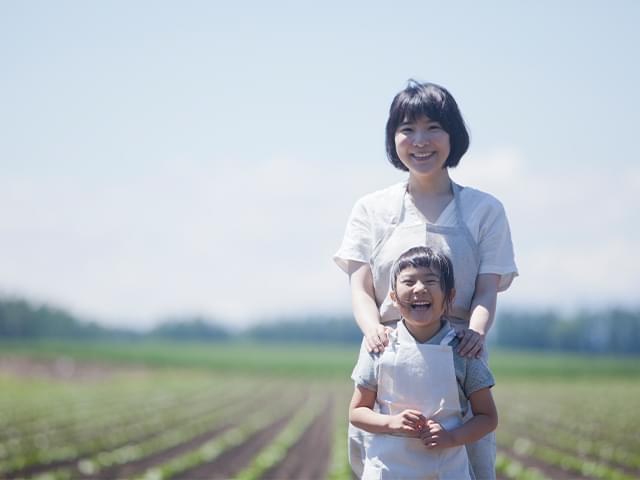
[
  {"x1": 446, "y1": 288, "x2": 457, "y2": 311},
  {"x1": 390, "y1": 290, "x2": 399, "y2": 307}
]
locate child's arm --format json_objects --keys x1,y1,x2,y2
[
  {"x1": 349, "y1": 385, "x2": 425, "y2": 436},
  {"x1": 420, "y1": 387, "x2": 498, "y2": 449}
]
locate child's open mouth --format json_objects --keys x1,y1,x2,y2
[{"x1": 411, "y1": 302, "x2": 432, "y2": 310}]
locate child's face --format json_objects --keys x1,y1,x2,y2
[{"x1": 391, "y1": 265, "x2": 450, "y2": 337}]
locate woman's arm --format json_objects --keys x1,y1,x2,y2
[
  {"x1": 349, "y1": 262, "x2": 389, "y2": 353},
  {"x1": 349, "y1": 385, "x2": 425, "y2": 435},
  {"x1": 457, "y1": 273, "x2": 499, "y2": 358},
  {"x1": 420, "y1": 387, "x2": 498, "y2": 449}
]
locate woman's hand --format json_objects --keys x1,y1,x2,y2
[
  {"x1": 364, "y1": 324, "x2": 390, "y2": 353},
  {"x1": 386, "y1": 409, "x2": 426, "y2": 436},
  {"x1": 420, "y1": 419, "x2": 456, "y2": 449},
  {"x1": 456, "y1": 328, "x2": 485, "y2": 358}
]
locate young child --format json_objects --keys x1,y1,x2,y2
[{"x1": 349, "y1": 246, "x2": 498, "y2": 479}]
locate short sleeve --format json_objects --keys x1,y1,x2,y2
[
  {"x1": 333, "y1": 197, "x2": 373, "y2": 273},
  {"x1": 463, "y1": 357, "x2": 495, "y2": 397},
  {"x1": 477, "y1": 199, "x2": 518, "y2": 292},
  {"x1": 351, "y1": 337, "x2": 378, "y2": 391}
]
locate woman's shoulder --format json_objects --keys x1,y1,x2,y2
[
  {"x1": 353, "y1": 181, "x2": 407, "y2": 214},
  {"x1": 358, "y1": 181, "x2": 406, "y2": 204},
  {"x1": 456, "y1": 184, "x2": 507, "y2": 215}
]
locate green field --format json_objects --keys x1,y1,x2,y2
[{"x1": 1, "y1": 341, "x2": 639, "y2": 480}]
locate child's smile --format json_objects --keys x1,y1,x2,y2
[{"x1": 391, "y1": 265, "x2": 450, "y2": 342}]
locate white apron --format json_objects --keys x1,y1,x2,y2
[
  {"x1": 349, "y1": 182, "x2": 496, "y2": 479},
  {"x1": 362, "y1": 322, "x2": 470, "y2": 480},
  {"x1": 372, "y1": 182, "x2": 480, "y2": 330}
]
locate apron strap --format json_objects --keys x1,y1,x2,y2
[{"x1": 439, "y1": 327, "x2": 457, "y2": 346}]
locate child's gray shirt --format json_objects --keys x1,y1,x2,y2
[{"x1": 351, "y1": 320, "x2": 495, "y2": 417}]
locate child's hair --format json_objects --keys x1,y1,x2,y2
[
  {"x1": 390, "y1": 246, "x2": 456, "y2": 308},
  {"x1": 385, "y1": 80, "x2": 470, "y2": 171}
]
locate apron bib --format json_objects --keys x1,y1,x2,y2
[
  {"x1": 362, "y1": 322, "x2": 470, "y2": 480},
  {"x1": 370, "y1": 182, "x2": 480, "y2": 330}
]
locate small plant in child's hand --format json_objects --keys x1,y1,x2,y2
[{"x1": 420, "y1": 419, "x2": 456, "y2": 449}]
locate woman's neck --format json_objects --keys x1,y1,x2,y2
[{"x1": 407, "y1": 170, "x2": 452, "y2": 197}]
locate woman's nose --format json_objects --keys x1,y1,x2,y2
[{"x1": 412, "y1": 131, "x2": 430, "y2": 147}]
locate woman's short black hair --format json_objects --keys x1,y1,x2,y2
[
  {"x1": 390, "y1": 246, "x2": 456, "y2": 309},
  {"x1": 385, "y1": 80, "x2": 470, "y2": 171}
]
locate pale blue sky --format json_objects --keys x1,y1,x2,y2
[{"x1": 2, "y1": 1, "x2": 639, "y2": 328}]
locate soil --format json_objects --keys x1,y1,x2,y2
[
  {"x1": 261, "y1": 396, "x2": 334, "y2": 480},
  {"x1": 504, "y1": 426, "x2": 640, "y2": 478},
  {"x1": 174, "y1": 413, "x2": 293, "y2": 479},
  {"x1": 0, "y1": 355, "x2": 124, "y2": 382},
  {"x1": 497, "y1": 446, "x2": 591, "y2": 480}
]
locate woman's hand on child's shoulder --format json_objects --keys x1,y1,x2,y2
[
  {"x1": 365, "y1": 324, "x2": 391, "y2": 353},
  {"x1": 420, "y1": 419, "x2": 457, "y2": 449},
  {"x1": 456, "y1": 328, "x2": 485, "y2": 358},
  {"x1": 386, "y1": 409, "x2": 425, "y2": 436}
]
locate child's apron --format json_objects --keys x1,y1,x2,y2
[{"x1": 362, "y1": 323, "x2": 470, "y2": 480}]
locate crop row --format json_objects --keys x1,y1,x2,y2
[
  {"x1": 497, "y1": 429, "x2": 637, "y2": 480},
  {"x1": 2, "y1": 387, "x2": 263, "y2": 476},
  {"x1": 499, "y1": 410, "x2": 640, "y2": 471},
  {"x1": 3, "y1": 373, "x2": 301, "y2": 479}
]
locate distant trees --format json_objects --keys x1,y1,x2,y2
[
  {"x1": 149, "y1": 317, "x2": 230, "y2": 341},
  {"x1": 0, "y1": 298, "x2": 115, "y2": 339},
  {"x1": 494, "y1": 308, "x2": 640, "y2": 354},
  {"x1": 2, "y1": 296, "x2": 639, "y2": 354},
  {"x1": 244, "y1": 316, "x2": 361, "y2": 344}
]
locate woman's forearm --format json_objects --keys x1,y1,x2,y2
[
  {"x1": 468, "y1": 274, "x2": 499, "y2": 336},
  {"x1": 349, "y1": 262, "x2": 382, "y2": 335}
]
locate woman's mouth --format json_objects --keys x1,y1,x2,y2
[{"x1": 411, "y1": 152, "x2": 435, "y2": 160}]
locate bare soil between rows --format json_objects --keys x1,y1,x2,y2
[
  {"x1": 174, "y1": 412, "x2": 294, "y2": 479},
  {"x1": 261, "y1": 396, "x2": 334, "y2": 480},
  {"x1": 502, "y1": 426, "x2": 640, "y2": 478},
  {"x1": 0, "y1": 355, "x2": 131, "y2": 382},
  {"x1": 498, "y1": 446, "x2": 591, "y2": 480}
]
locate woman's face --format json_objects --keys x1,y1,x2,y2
[{"x1": 394, "y1": 115, "x2": 451, "y2": 179}]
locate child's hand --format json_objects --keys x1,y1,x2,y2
[
  {"x1": 365, "y1": 324, "x2": 390, "y2": 353},
  {"x1": 386, "y1": 409, "x2": 426, "y2": 436},
  {"x1": 420, "y1": 419, "x2": 456, "y2": 449}
]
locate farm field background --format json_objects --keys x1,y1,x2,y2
[{"x1": 1, "y1": 341, "x2": 639, "y2": 480}]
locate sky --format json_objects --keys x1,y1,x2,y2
[{"x1": 1, "y1": 1, "x2": 639, "y2": 330}]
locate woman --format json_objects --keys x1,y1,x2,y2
[{"x1": 334, "y1": 80, "x2": 518, "y2": 479}]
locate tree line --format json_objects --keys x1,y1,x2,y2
[{"x1": 1, "y1": 296, "x2": 639, "y2": 354}]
